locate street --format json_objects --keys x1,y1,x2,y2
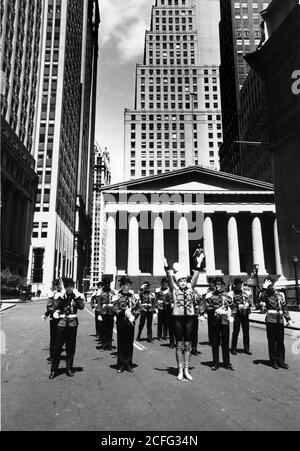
[{"x1": 1, "y1": 301, "x2": 300, "y2": 431}]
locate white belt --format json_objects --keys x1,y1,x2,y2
[
  {"x1": 60, "y1": 314, "x2": 77, "y2": 319},
  {"x1": 267, "y1": 310, "x2": 283, "y2": 314}
]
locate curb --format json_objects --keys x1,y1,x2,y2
[{"x1": 0, "y1": 304, "x2": 16, "y2": 312}]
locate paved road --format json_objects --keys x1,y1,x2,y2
[{"x1": 1, "y1": 301, "x2": 300, "y2": 431}]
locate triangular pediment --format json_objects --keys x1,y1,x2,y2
[{"x1": 104, "y1": 166, "x2": 273, "y2": 192}]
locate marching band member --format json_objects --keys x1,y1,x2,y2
[
  {"x1": 49, "y1": 279, "x2": 85, "y2": 379},
  {"x1": 137, "y1": 282, "x2": 156, "y2": 343},
  {"x1": 42, "y1": 279, "x2": 63, "y2": 363},
  {"x1": 155, "y1": 278, "x2": 170, "y2": 341},
  {"x1": 203, "y1": 277, "x2": 235, "y2": 371},
  {"x1": 203, "y1": 277, "x2": 215, "y2": 346},
  {"x1": 95, "y1": 276, "x2": 116, "y2": 351},
  {"x1": 163, "y1": 252, "x2": 203, "y2": 382},
  {"x1": 91, "y1": 281, "x2": 103, "y2": 340},
  {"x1": 112, "y1": 276, "x2": 141, "y2": 373},
  {"x1": 259, "y1": 278, "x2": 292, "y2": 369},
  {"x1": 230, "y1": 278, "x2": 253, "y2": 356}
]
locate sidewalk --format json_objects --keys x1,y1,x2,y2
[{"x1": 250, "y1": 310, "x2": 300, "y2": 331}]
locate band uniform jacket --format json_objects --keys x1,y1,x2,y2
[
  {"x1": 139, "y1": 290, "x2": 157, "y2": 313},
  {"x1": 93, "y1": 290, "x2": 115, "y2": 315},
  {"x1": 259, "y1": 289, "x2": 291, "y2": 324},
  {"x1": 45, "y1": 290, "x2": 61, "y2": 319},
  {"x1": 229, "y1": 289, "x2": 253, "y2": 317},
  {"x1": 155, "y1": 287, "x2": 171, "y2": 311},
  {"x1": 165, "y1": 269, "x2": 200, "y2": 317},
  {"x1": 91, "y1": 289, "x2": 102, "y2": 311},
  {"x1": 112, "y1": 290, "x2": 141, "y2": 325},
  {"x1": 204, "y1": 291, "x2": 233, "y2": 325},
  {"x1": 53, "y1": 292, "x2": 85, "y2": 327}
]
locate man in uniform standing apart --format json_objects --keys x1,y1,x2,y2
[
  {"x1": 137, "y1": 282, "x2": 157, "y2": 343},
  {"x1": 112, "y1": 276, "x2": 141, "y2": 373},
  {"x1": 49, "y1": 279, "x2": 85, "y2": 379},
  {"x1": 155, "y1": 278, "x2": 170, "y2": 341},
  {"x1": 230, "y1": 278, "x2": 253, "y2": 356},
  {"x1": 260, "y1": 278, "x2": 292, "y2": 369}
]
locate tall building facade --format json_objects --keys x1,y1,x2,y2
[
  {"x1": 27, "y1": 0, "x2": 100, "y2": 295},
  {"x1": 219, "y1": 0, "x2": 271, "y2": 175},
  {"x1": 74, "y1": 0, "x2": 100, "y2": 291},
  {"x1": 1, "y1": 0, "x2": 42, "y2": 277},
  {"x1": 124, "y1": 0, "x2": 222, "y2": 181},
  {"x1": 245, "y1": 0, "x2": 300, "y2": 284},
  {"x1": 238, "y1": 69, "x2": 272, "y2": 183},
  {"x1": 90, "y1": 144, "x2": 111, "y2": 288}
]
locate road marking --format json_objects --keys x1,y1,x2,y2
[{"x1": 84, "y1": 308, "x2": 146, "y2": 351}]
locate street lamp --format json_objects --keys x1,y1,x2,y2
[
  {"x1": 291, "y1": 256, "x2": 300, "y2": 310},
  {"x1": 253, "y1": 264, "x2": 260, "y2": 309}
]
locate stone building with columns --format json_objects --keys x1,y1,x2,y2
[{"x1": 97, "y1": 166, "x2": 280, "y2": 291}]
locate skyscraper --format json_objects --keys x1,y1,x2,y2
[
  {"x1": 90, "y1": 143, "x2": 111, "y2": 288},
  {"x1": 219, "y1": 0, "x2": 270, "y2": 175},
  {"x1": 1, "y1": 0, "x2": 42, "y2": 277},
  {"x1": 27, "y1": 0, "x2": 100, "y2": 295},
  {"x1": 124, "y1": 0, "x2": 222, "y2": 181}
]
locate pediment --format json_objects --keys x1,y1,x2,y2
[{"x1": 105, "y1": 166, "x2": 273, "y2": 192}]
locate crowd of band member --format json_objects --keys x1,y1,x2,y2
[{"x1": 43, "y1": 250, "x2": 293, "y2": 381}]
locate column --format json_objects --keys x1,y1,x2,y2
[
  {"x1": 153, "y1": 216, "x2": 165, "y2": 276},
  {"x1": 228, "y1": 216, "x2": 241, "y2": 275},
  {"x1": 127, "y1": 215, "x2": 140, "y2": 275},
  {"x1": 273, "y1": 219, "x2": 283, "y2": 276},
  {"x1": 252, "y1": 216, "x2": 266, "y2": 274},
  {"x1": 178, "y1": 216, "x2": 190, "y2": 275},
  {"x1": 104, "y1": 214, "x2": 116, "y2": 275},
  {"x1": 203, "y1": 216, "x2": 216, "y2": 274}
]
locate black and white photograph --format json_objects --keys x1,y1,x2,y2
[{"x1": 1, "y1": 0, "x2": 300, "y2": 436}]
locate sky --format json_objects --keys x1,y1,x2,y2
[{"x1": 95, "y1": 0, "x2": 155, "y2": 183}]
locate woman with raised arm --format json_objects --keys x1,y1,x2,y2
[{"x1": 163, "y1": 252, "x2": 204, "y2": 381}]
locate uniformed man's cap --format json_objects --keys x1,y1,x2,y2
[
  {"x1": 233, "y1": 278, "x2": 244, "y2": 285},
  {"x1": 119, "y1": 276, "x2": 133, "y2": 286},
  {"x1": 214, "y1": 277, "x2": 225, "y2": 285},
  {"x1": 102, "y1": 275, "x2": 112, "y2": 285},
  {"x1": 63, "y1": 278, "x2": 75, "y2": 288}
]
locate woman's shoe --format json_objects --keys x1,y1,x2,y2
[
  {"x1": 177, "y1": 368, "x2": 184, "y2": 381},
  {"x1": 184, "y1": 368, "x2": 193, "y2": 381}
]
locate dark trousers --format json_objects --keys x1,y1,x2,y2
[
  {"x1": 51, "y1": 326, "x2": 78, "y2": 372},
  {"x1": 117, "y1": 318, "x2": 135, "y2": 370},
  {"x1": 157, "y1": 309, "x2": 168, "y2": 339},
  {"x1": 191, "y1": 316, "x2": 199, "y2": 351},
  {"x1": 212, "y1": 322, "x2": 230, "y2": 366},
  {"x1": 49, "y1": 319, "x2": 59, "y2": 360},
  {"x1": 266, "y1": 322, "x2": 285, "y2": 365},
  {"x1": 102, "y1": 315, "x2": 114, "y2": 349},
  {"x1": 207, "y1": 310, "x2": 214, "y2": 345},
  {"x1": 138, "y1": 311, "x2": 153, "y2": 340},
  {"x1": 167, "y1": 312, "x2": 175, "y2": 346},
  {"x1": 231, "y1": 313, "x2": 250, "y2": 352},
  {"x1": 95, "y1": 311, "x2": 103, "y2": 342}
]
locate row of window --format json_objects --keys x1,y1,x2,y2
[{"x1": 129, "y1": 114, "x2": 222, "y2": 122}]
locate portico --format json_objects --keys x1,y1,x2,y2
[{"x1": 98, "y1": 167, "x2": 278, "y2": 287}]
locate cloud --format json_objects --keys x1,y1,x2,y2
[{"x1": 99, "y1": 0, "x2": 153, "y2": 61}]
